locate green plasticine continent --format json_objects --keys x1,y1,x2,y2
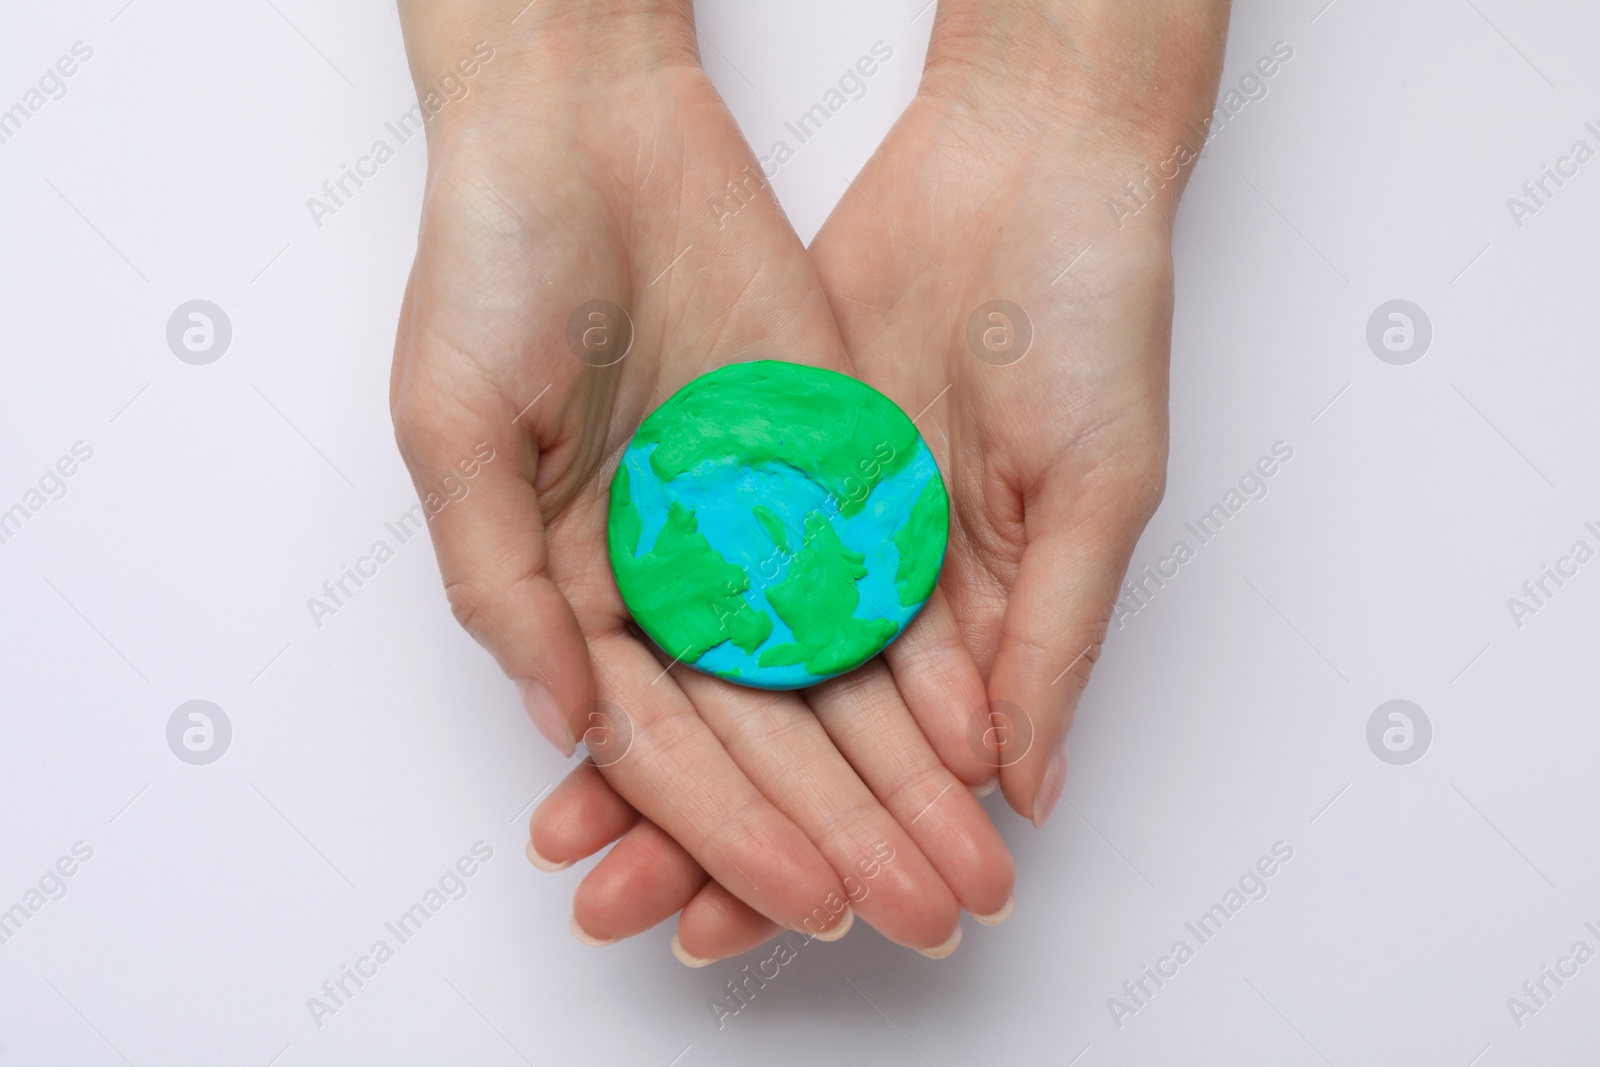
[
  {"x1": 607, "y1": 465, "x2": 773, "y2": 661},
  {"x1": 891, "y1": 475, "x2": 950, "y2": 606},
  {"x1": 751, "y1": 504, "x2": 790, "y2": 554},
  {"x1": 634, "y1": 361, "x2": 919, "y2": 518},
  {"x1": 758, "y1": 512, "x2": 898, "y2": 676}
]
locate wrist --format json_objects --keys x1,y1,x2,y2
[
  {"x1": 921, "y1": 0, "x2": 1230, "y2": 166},
  {"x1": 397, "y1": 0, "x2": 698, "y2": 139}
]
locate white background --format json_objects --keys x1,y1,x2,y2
[{"x1": 3, "y1": 0, "x2": 1599, "y2": 1064}]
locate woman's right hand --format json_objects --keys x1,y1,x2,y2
[{"x1": 393, "y1": 0, "x2": 1014, "y2": 958}]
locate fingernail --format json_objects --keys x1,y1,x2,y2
[
  {"x1": 969, "y1": 778, "x2": 998, "y2": 797},
  {"x1": 810, "y1": 906, "x2": 854, "y2": 942},
  {"x1": 972, "y1": 895, "x2": 1014, "y2": 926},
  {"x1": 917, "y1": 924, "x2": 962, "y2": 959},
  {"x1": 525, "y1": 839, "x2": 572, "y2": 872},
  {"x1": 1032, "y1": 743, "x2": 1069, "y2": 829},
  {"x1": 570, "y1": 914, "x2": 616, "y2": 947},
  {"x1": 517, "y1": 678, "x2": 574, "y2": 756},
  {"x1": 671, "y1": 934, "x2": 714, "y2": 968}
]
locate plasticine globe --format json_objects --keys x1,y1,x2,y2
[{"x1": 607, "y1": 360, "x2": 949, "y2": 690}]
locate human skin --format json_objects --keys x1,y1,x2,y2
[
  {"x1": 390, "y1": 0, "x2": 1015, "y2": 957},
  {"x1": 520, "y1": 0, "x2": 1233, "y2": 964},
  {"x1": 816, "y1": 0, "x2": 1234, "y2": 830}
]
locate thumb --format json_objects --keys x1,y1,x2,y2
[
  {"x1": 990, "y1": 472, "x2": 1160, "y2": 826},
  {"x1": 391, "y1": 333, "x2": 594, "y2": 756}
]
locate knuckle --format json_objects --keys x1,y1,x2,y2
[
  {"x1": 704, "y1": 794, "x2": 774, "y2": 866},
  {"x1": 630, "y1": 704, "x2": 701, "y2": 766},
  {"x1": 389, "y1": 381, "x2": 432, "y2": 451},
  {"x1": 885, "y1": 765, "x2": 955, "y2": 823},
  {"x1": 1058, "y1": 633, "x2": 1105, "y2": 700},
  {"x1": 727, "y1": 702, "x2": 813, "y2": 756},
  {"x1": 1102, "y1": 437, "x2": 1167, "y2": 520},
  {"x1": 443, "y1": 579, "x2": 493, "y2": 639},
  {"x1": 815, "y1": 664, "x2": 880, "y2": 706},
  {"x1": 828, "y1": 798, "x2": 892, "y2": 854},
  {"x1": 1129, "y1": 465, "x2": 1167, "y2": 518}
]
